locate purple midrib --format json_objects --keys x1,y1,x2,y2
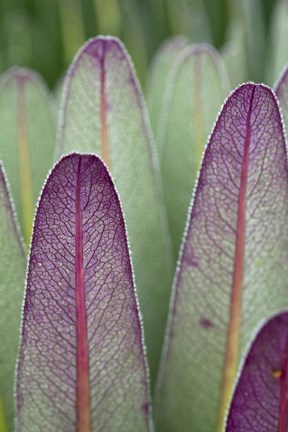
[
  {"x1": 216, "y1": 86, "x2": 256, "y2": 431},
  {"x1": 75, "y1": 157, "x2": 91, "y2": 432}
]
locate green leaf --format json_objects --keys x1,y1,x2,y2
[
  {"x1": 221, "y1": 20, "x2": 248, "y2": 87},
  {"x1": 54, "y1": 74, "x2": 65, "y2": 111},
  {"x1": 0, "y1": 68, "x2": 56, "y2": 244},
  {"x1": 146, "y1": 36, "x2": 189, "y2": 140},
  {"x1": 0, "y1": 397, "x2": 8, "y2": 432},
  {"x1": 158, "y1": 44, "x2": 229, "y2": 256},
  {"x1": 57, "y1": 36, "x2": 173, "y2": 384},
  {"x1": 267, "y1": 0, "x2": 288, "y2": 85},
  {"x1": 275, "y1": 64, "x2": 288, "y2": 136},
  {"x1": 239, "y1": 0, "x2": 266, "y2": 83},
  {"x1": 0, "y1": 163, "x2": 26, "y2": 431}
]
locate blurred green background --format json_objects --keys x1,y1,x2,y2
[{"x1": 0, "y1": 0, "x2": 285, "y2": 89}]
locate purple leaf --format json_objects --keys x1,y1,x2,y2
[
  {"x1": 155, "y1": 84, "x2": 288, "y2": 432},
  {"x1": 16, "y1": 153, "x2": 151, "y2": 432},
  {"x1": 226, "y1": 312, "x2": 288, "y2": 431}
]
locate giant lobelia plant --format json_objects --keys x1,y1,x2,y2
[{"x1": 1, "y1": 35, "x2": 288, "y2": 431}]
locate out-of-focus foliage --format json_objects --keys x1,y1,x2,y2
[{"x1": 0, "y1": 0, "x2": 283, "y2": 89}]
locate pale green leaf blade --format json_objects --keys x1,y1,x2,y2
[
  {"x1": 0, "y1": 68, "x2": 56, "y2": 243},
  {"x1": 221, "y1": 21, "x2": 248, "y2": 87},
  {"x1": 57, "y1": 36, "x2": 173, "y2": 384},
  {"x1": 240, "y1": 0, "x2": 265, "y2": 83},
  {"x1": 267, "y1": 0, "x2": 288, "y2": 85},
  {"x1": 159, "y1": 44, "x2": 229, "y2": 256},
  {"x1": 146, "y1": 36, "x2": 189, "y2": 140},
  {"x1": 0, "y1": 163, "x2": 26, "y2": 431},
  {"x1": 0, "y1": 397, "x2": 8, "y2": 432},
  {"x1": 275, "y1": 65, "x2": 288, "y2": 135}
]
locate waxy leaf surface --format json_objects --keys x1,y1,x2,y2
[
  {"x1": 57, "y1": 36, "x2": 173, "y2": 382},
  {"x1": 146, "y1": 36, "x2": 189, "y2": 139},
  {"x1": 0, "y1": 164, "x2": 26, "y2": 431},
  {"x1": 158, "y1": 44, "x2": 229, "y2": 256},
  {"x1": 226, "y1": 312, "x2": 288, "y2": 431},
  {"x1": 268, "y1": 0, "x2": 288, "y2": 85},
  {"x1": 221, "y1": 21, "x2": 247, "y2": 87},
  {"x1": 240, "y1": 0, "x2": 265, "y2": 83},
  {"x1": 275, "y1": 66, "x2": 288, "y2": 132},
  {"x1": 0, "y1": 68, "x2": 56, "y2": 243},
  {"x1": 155, "y1": 84, "x2": 288, "y2": 432},
  {"x1": 16, "y1": 153, "x2": 151, "y2": 432}
]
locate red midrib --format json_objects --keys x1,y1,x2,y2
[
  {"x1": 278, "y1": 332, "x2": 288, "y2": 432},
  {"x1": 75, "y1": 158, "x2": 91, "y2": 432},
  {"x1": 216, "y1": 86, "x2": 256, "y2": 430}
]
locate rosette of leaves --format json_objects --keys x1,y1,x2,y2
[{"x1": 1, "y1": 36, "x2": 288, "y2": 432}]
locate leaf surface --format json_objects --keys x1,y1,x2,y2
[
  {"x1": 16, "y1": 153, "x2": 151, "y2": 432},
  {"x1": 0, "y1": 163, "x2": 26, "y2": 431},
  {"x1": 221, "y1": 21, "x2": 247, "y2": 87},
  {"x1": 275, "y1": 66, "x2": 288, "y2": 132},
  {"x1": 155, "y1": 84, "x2": 288, "y2": 432},
  {"x1": 226, "y1": 312, "x2": 288, "y2": 432},
  {"x1": 57, "y1": 36, "x2": 173, "y2": 382},
  {"x1": 158, "y1": 44, "x2": 229, "y2": 256},
  {"x1": 146, "y1": 36, "x2": 189, "y2": 139},
  {"x1": 0, "y1": 68, "x2": 56, "y2": 243},
  {"x1": 267, "y1": 0, "x2": 288, "y2": 85},
  {"x1": 240, "y1": 0, "x2": 265, "y2": 82}
]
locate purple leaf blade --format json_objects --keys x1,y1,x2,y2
[
  {"x1": 16, "y1": 153, "x2": 151, "y2": 432},
  {"x1": 226, "y1": 312, "x2": 288, "y2": 431},
  {"x1": 155, "y1": 84, "x2": 288, "y2": 432}
]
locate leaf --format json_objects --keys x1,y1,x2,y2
[
  {"x1": 226, "y1": 312, "x2": 288, "y2": 431},
  {"x1": 16, "y1": 153, "x2": 151, "y2": 432},
  {"x1": 275, "y1": 66, "x2": 288, "y2": 132},
  {"x1": 0, "y1": 68, "x2": 56, "y2": 244},
  {"x1": 0, "y1": 163, "x2": 26, "y2": 431},
  {"x1": 155, "y1": 84, "x2": 288, "y2": 432},
  {"x1": 158, "y1": 43, "x2": 229, "y2": 256},
  {"x1": 221, "y1": 21, "x2": 247, "y2": 87},
  {"x1": 54, "y1": 74, "x2": 65, "y2": 110},
  {"x1": 146, "y1": 36, "x2": 189, "y2": 139},
  {"x1": 0, "y1": 397, "x2": 8, "y2": 432},
  {"x1": 57, "y1": 36, "x2": 173, "y2": 383},
  {"x1": 240, "y1": 0, "x2": 266, "y2": 82},
  {"x1": 267, "y1": 0, "x2": 288, "y2": 85}
]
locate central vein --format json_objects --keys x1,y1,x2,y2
[
  {"x1": 0, "y1": 396, "x2": 8, "y2": 432},
  {"x1": 75, "y1": 157, "x2": 91, "y2": 432},
  {"x1": 216, "y1": 86, "x2": 255, "y2": 431},
  {"x1": 100, "y1": 42, "x2": 110, "y2": 169},
  {"x1": 194, "y1": 51, "x2": 205, "y2": 172},
  {"x1": 17, "y1": 77, "x2": 34, "y2": 244}
]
